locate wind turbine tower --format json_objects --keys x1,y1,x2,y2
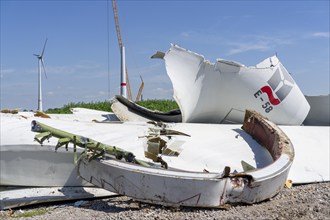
[{"x1": 33, "y1": 38, "x2": 48, "y2": 112}]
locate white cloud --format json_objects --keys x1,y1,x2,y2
[
  {"x1": 152, "y1": 87, "x2": 173, "y2": 98},
  {"x1": 84, "y1": 91, "x2": 108, "y2": 99},
  {"x1": 98, "y1": 91, "x2": 107, "y2": 95},
  {"x1": 0, "y1": 68, "x2": 15, "y2": 75},
  {"x1": 225, "y1": 35, "x2": 293, "y2": 55},
  {"x1": 46, "y1": 62, "x2": 102, "y2": 75},
  {"x1": 180, "y1": 32, "x2": 190, "y2": 38},
  {"x1": 226, "y1": 43, "x2": 270, "y2": 55},
  {"x1": 310, "y1": 32, "x2": 330, "y2": 38}
]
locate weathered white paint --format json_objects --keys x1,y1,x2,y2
[
  {"x1": 111, "y1": 98, "x2": 151, "y2": 122},
  {"x1": 77, "y1": 111, "x2": 294, "y2": 207}
]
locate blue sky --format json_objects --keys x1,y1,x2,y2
[{"x1": 1, "y1": 0, "x2": 329, "y2": 111}]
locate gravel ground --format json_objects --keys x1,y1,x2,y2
[{"x1": 1, "y1": 182, "x2": 329, "y2": 220}]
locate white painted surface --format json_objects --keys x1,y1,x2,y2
[
  {"x1": 280, "y1": 126, "x2": 330, "y2": 183},
  {"x1": 28, "y1": 117, "x2": 272, "y2": 173},
  {"x1": 0, "y1": 144, "x2": 91, "y2": 187},
  {"x1": 164, "y1": 45, "x2": 310, "y2": 125},
  {"x1": 78, "y1": 153, "x2": 292, "y2": 207},
  {"x1": 1, "y1": 112, "x2": 328, "y2": 187}
]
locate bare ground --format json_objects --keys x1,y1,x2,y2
[{"x1": 1, "y1": 182, "x2": 329, "y2": 220}]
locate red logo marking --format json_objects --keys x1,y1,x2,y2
[{"x1": 261, "y1": 86, "x2": 281, "y2": 105}]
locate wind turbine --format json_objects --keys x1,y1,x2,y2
[{"x1": 33, "y1": 38, "x2": 48, "y2": 112}]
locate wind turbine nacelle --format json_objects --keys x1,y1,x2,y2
[{"x1": 163, "y1": 44, "x2": 310, "y2": 125}]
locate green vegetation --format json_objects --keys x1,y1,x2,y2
[
  {"x1": 12, "y1": 208, "x2": 49, "y2": 218},
  {"x1": 45, "y1": 99, "x2": 179, "y2": 114},
  {"x1": 136, "y1": 99, "x2": 179, "y2": 112},
  {"x1": 46, "y1": 101, "x2": 113, "y2": 114}
]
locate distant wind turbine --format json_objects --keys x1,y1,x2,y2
[{"x1": 33, "y1": 38, "x2": 48, "y2": 112}]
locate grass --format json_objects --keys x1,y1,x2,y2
[
  {"x1": 136, "y1": 99, "x2": 179, "y2": 112},
  {"x1": 46, "y1": 101, "x2": 113, "y2": 114},
  {"x1": 45, "y1": 99, "x2": 179, "y2": 114},
  {"x1": 11, "y1": 208, "x2": 49, "y2": 218}
]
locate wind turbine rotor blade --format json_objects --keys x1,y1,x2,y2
[
  {"x1": 41, "y1": 59, "x2": 47, "y2": 79},
  {"x1": 41, "y1": 38, "x2": 48, "y2": 57}
]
